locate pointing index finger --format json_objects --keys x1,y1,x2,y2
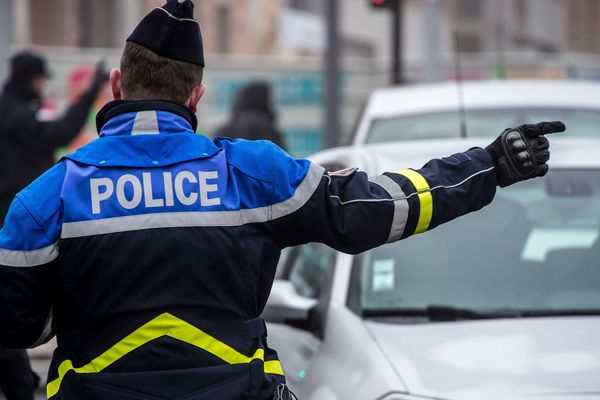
[
  {"x1": 522, "y1": 121, "x2": 566, "y2": 137},
  {"x1": 539, "y1": 121, "x2": 566, "y2": 135}
]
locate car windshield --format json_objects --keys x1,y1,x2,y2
[
  {"x1": 356, "y1": 169, "x2": 600, "y2": 317},
  {"x1": 366, "y1": 108, "x2": 600, "y2": 144}
]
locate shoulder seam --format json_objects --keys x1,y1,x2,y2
[
  {"x1": 14, "y1": 195, "x2": 55, "y2": 244},
  {"x1": 16, "y1": 162, "x2": 66, "y2": 243},
  {"x1": 224, "y1": 140, "x2": 274, "y2": 182}
]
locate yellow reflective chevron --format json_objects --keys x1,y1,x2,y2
[
  {"x1": 265, "y1": 360, "x2": 285, "y2": 375},
  {"x1": 47, "y1": 313, "x2": 284, "y2": 399},
  {"x1": 395, "y1": 169, "x2": 433, "y2": 234}
]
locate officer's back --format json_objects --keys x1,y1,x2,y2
[{"x1": 1, "y1": 3, "x2": 290, "y2": 398}]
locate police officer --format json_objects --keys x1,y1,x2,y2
[{"x1": 0, "y1": 1, "x2": 564, "y2": 399}]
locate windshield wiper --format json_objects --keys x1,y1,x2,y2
[
  {"x1": 515, "y1": 309, "x2": 600, "y2": 317},
  {"x1": 363, "y1": 306, "x2": 600, "y2": 321},
  {"x1": 363, "y1": 305, "x2": 516, "y2": 321}
]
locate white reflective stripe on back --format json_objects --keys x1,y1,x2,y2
[
  {"x1": 0, "y1": 243, "x2": 59, "y2": 267},
  {"x1": 61, "y1": 163, "x2": 325, "y2": 239},
  {"x1": 131, "y1": 111, "x2": 160, "y2": 135},
  {"x1": 370, "y1": 175, "x2": 409, "y2": 242}
]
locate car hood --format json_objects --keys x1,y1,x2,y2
[{"x1": 365, "y1": 317, "x2": 600, "y2": 400}]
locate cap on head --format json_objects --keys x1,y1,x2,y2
[
  {"x1": 10, "y1": 51, "x2": 52, "y2": 79},
  {"x1": 127, "y1": 0, "x2": 205, "y2": 67}
]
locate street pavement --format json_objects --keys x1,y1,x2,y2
[{"x1": 30, "y1": 343, "x2": 53, "y2": 400}]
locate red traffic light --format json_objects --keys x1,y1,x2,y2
[{"x1": 370, "y1": 0, "x2": 396, "y2": 7}]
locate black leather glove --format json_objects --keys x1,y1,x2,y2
[
  {"x1": 90, "y1": 61, "x2": 110, "y2": 92},
  {"x1": 485, "y1": 121, "x2": 565, "y2": 187}
]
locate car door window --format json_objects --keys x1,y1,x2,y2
[{"x1": 287, "y1": 243, "x2": 336, "y2": 299}]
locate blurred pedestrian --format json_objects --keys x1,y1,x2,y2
[
  {"x1": 216, "y1": 81, "x2": 286, "y2": 149},
  {"x1": 0, "y1": 51, "x2": 107, "y2": 400},
  {"x1": 0, "y1": 51, "x2": 108, "y2": 222}
]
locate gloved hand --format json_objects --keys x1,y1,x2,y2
[
  {"x1": 90, "y1": 61, "x2": 110, "y2": 92},
  {"x1": 485, "y1": 121, "x2": 565, "y2": 187}
]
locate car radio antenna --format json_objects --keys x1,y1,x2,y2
[{"x1": 454, "y1": 31, "x2": 468, "y2": 138}]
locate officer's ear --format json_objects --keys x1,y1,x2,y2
[
  {"x1": 186, "y1": 84, "x2": 205, "y2": 113},
  {"x1": 110, "y1": 68, "x2": 122, "y2": 100}
]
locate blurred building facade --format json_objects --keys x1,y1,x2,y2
[
  {"x1": 7, "y1": 0, "x2": 600, "y2": 60},
  {"x1": 8, "y1": 0, "x2": 283, "y2": 55},
  {"x1": 4, "y1": 0, "x2": 600, "y2": 156}
]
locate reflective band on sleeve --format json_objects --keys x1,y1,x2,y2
[
  {"x1": 46, "y1": 313, "x2": 284, "y2": 399},
  {"x1": 395, "y1": 169, "x2": 433, "y2": 235},
  {"x1": 265, "y1": 360, "x2": 285, "y2": 375},
  {"x1": 369, "y1": 175, "x2": 409, "y2": 242},
  {"x1": 0, "y1": 243, "x2": 59, "y2": 267}
]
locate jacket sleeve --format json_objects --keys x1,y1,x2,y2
[
  {"x1": 13, "y1": 86, "x2": 101, "y2": 149},
  {"x1": 0, "y1": 165, "x2": 64, "y2": 349},
  {"x1": 269, "y1": 147, "x2": 497, "y2": 254}
]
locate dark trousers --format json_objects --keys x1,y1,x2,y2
[{"x1": 0, "y1": 349, "x2": 34, "y2": 400}]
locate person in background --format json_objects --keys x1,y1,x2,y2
[
  {"x1": 216, "y1": 80, "x2": 286, "y2": 149},
  {"x1": 0, "y1": 51, "x2": 108, "y2": 222},
  {"x1": 0, "y1": 51, "x2": 107, "y2": 400}
]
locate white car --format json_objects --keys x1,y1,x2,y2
[
  {"x1": 352, "y1": 80, "x2": 600, "y2": 145},
  {"x1": 264, "y1": 137, "x2": 600, "y2": 400}
]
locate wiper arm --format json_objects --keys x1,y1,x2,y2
[
  {"x1": 363, "y1": 305, "x2": 520, "y2": 321},
  {"x1": 425, "y1": 305, "x2": 502, "y2": 321}
]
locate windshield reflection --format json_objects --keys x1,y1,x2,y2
[{"x1": 357, "y1": 170, "x2": 600, "y2": 316}]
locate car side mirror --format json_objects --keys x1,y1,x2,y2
[{"x1": 263, "y1": 279, "x2": 318, "y2": 324}]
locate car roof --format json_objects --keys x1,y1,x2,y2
[
  {"x1": 354, "y1": 80, "x2": 600, "y2": 144},
  {"x1": 365, "y1": 80, "x2": 600, "y2": 119},
  {"x1": 310, "y1": 137, "x2": 600, "y2": 177}
]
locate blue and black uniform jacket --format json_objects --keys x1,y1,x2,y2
[{"x1": 0, "y1": 100, "x2": 497, "y2": 399}]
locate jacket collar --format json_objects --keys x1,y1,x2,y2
[
  {"x1": 96, "y1": 100, "x2": 199, "y2": 136},
  {"x1": 63, "y1": 100, "x2": 221, "y2": 168}
]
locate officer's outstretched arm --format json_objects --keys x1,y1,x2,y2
[
  {"x1": 0, "y1": 166, "x2": 64, "y2": 349},
  {"x1": 270, "y1": 121, "x2": 564, "y2": 254}
]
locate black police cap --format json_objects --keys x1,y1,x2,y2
[
  {"x1": 11, "y1": 51, "x2": 52, "y2": 78},
  {"x1": 127, "y1": 0, "x2": 205, "y2": 67}
]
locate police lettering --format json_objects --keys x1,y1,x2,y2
[{"x1": 90, "y1": 171, "x2": 220, "y2": 214}]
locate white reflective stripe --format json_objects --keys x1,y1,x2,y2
[
  {"x1": 271, "y1": 162, "x2": 324, "y2": 219},
  {"x1": 370, "y1": 175, "x2": 409, "y2": 242},
  {"x1": 428, "y1": 166, "x2": 495, "y2": 193},
  {"x1": 0, "y1": 243, "x2": 59, "y2": 267},
  {"x1": 62, "y1": 210, "x2": 266, "y2": 238},
  {"x1": 131, "y1": 111, "x2": 160, "y2": 135},
  {"x1": 61, "y1": 163, "x2": 325, "y2": 239},
  {"x1": 156, "y1": 7, "x2": 198, "y2": 23}
]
